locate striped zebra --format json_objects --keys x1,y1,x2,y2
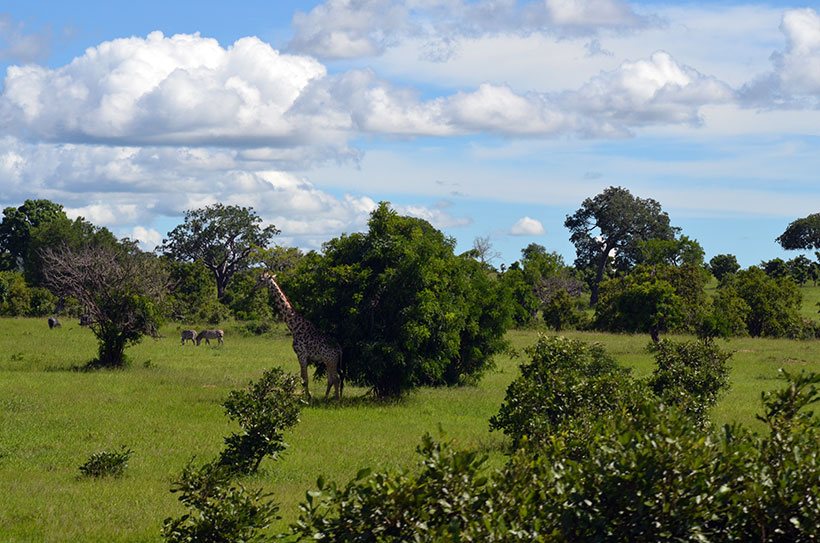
[
  {"x1": 180, "y1": 329, "x2": 197, "y2": 345},
  {"x1": 196, "y1": 329, "x2": 224, "y2": 346}
]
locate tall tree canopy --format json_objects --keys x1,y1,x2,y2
[
  {"x1": 160, "y1": 204, "x2": 279, "y2": 299},
  {"x1": 776, "y1": 212, "x2": 820, "y2": 251},
  {"x1": 282, "y1": 203, "x2": 512, "y2": 398},
  {"x1": 564, "y1": 186, "x2": 678, "y2": 305}
]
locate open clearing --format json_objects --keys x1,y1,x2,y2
[{"x1": 1, "y1": 317, "x2": 818, "y2": 542}]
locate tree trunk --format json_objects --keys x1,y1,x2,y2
[
  {"x1": 590, "y1": 248, "x2": 610, "y2": 306},
  {"x1": 95, "y1": 335, "x2": 127, "y2": 368}
]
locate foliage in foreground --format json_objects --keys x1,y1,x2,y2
[
  {"x1": 78, "y1": 446, "x2": 133, "y2": 478},
  {"x1": 291, "y1": 369, "x2": 820, "y2": 542},
  {"x1": 162, "y1": 461, "x2": 278, "y2": 543},
  {"x1": 218, "y1": 367, "x2": 304, "y2": 475}
]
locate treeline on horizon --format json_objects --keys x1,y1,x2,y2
[{"x1": 0, "y1": 188, "x2": 818, "y2": 345}]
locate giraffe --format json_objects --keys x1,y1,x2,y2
[{"x1": 258, "y1": 271, "x2": 343, "y2": 400}]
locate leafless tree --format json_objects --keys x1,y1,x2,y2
[
  {"x1": 471, "y1": 235, "x2": 502, "y2": 266},
  {"x1": 42, "y1": 242, "x2": 170, "y2": 368}
]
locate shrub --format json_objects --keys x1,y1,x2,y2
[
  {"x1": 489, "y1": 335, "x2": 641, "y2": 449},
  {"x1": 217, "y1": 367, "x2": 303, "y2": 475},
  {"x1": 647, "y1": 339, "x2": 732, "y2": 426},
  {"x1": 162, "y1": 461, "x2": 278, "y2": 543},
  {"x1": 78, "y1": 446, "x2": 133, "y2": 478},
  {"x1": 291, "y1": 434, "x2": 492, "y2": 542},
  {"x1": 290, "y1": 371, "x2": 820, "y2": 542}
]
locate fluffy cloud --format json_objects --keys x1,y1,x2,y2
[
  {"x1": 740, "y1": 8, "x2": 820, "y2": 107},
  {"x1": 1, "y1": 32, "x2": 329, "y2": 147},
  {"x1": 572, "y1": 51, "x2": 734, "y2": 131},
  {"x1": 510, "y1": 216, "x2": 545, "y2": 236},
  {"x1": 129, "y1": 226, "x2": 164, "y2": 251}
]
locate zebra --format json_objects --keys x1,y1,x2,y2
[
  {"x1": 196, "y1": 329, "x2": 224, "y2": 346},
  {"x1": 180, "y1": 329, "x2": 197, "y2": 345}
]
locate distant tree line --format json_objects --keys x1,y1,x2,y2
[{"x1": 1, "y1": 191, "x2": 818, "y2": 382}]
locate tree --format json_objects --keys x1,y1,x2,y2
[
  {"x1": 160, "y1": 204, "x2": 279, "y2": 299},
  {"x1": 42, "y1": 243, "x2": 169, "y2": 368},
  {"x1": 595, "y1": 270, "x2": 685, "y2": 342},
  {"x1": 0, "y1": 199, "x2": 65, "y2": 271},
  {"x1": 776, "y1": 212, "x2": 820, "y2": 251},
  {"x1": 283, "y1": 203, "x2": 512, "y2": 398},
  {"x1": 469, "y1": 235, "x2": 501, "y2": 267},
  {"x1": 565, "y1": 186, "x2": 678, "y2": 305},
  {"x1": 786, "y1": 255, "x2": 813, "y2": 285},
  {"x1": 761, "y1": 257, "x2": 788, "y2": 279},
  {"x1": 709, "y1": 253, "x2": 740, "y2": 281},
  {"x1": 727, "y1": 267, "x2": 802, "y2": 337}
]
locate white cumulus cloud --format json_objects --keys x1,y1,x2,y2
[
  {"x1": 0, "y1": 31, "x2": 329, "y2": 147},
  {"x1": 740, "y1": 8, "x2": 820, "y2": 107},
  {"x1": 510, "y1": 216, "x2": 545, "y2": 236}
]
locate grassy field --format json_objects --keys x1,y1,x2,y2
[{"x1": 1, "y1": 317, "x2": 818, "y2": 542}]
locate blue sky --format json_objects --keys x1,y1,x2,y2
[{"x1": 1, "y1": 0, "x2": 819, "y2": 268}]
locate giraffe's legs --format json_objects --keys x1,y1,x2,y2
[{"x1": 298, "y1": 357, "x2": 311, "y2": 400}]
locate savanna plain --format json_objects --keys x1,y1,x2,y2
[{"x1": 1, "y1": 287, "x2": 819, "y2": 542}]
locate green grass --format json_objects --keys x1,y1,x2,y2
[
  {"x1": 0, "y1": 318, "x2": 818, "y2": 542},
  {"x1": 800, "y1": 283, "x2": 820, "y2": 320}
]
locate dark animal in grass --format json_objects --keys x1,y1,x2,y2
[{"x1": 47, "y1": 316, "x2": 61, "y2": 329}]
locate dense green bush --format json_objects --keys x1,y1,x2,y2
[
  {"x1": 283, "y1": 203, "x2": 512, "y2": 397},
  {"x1": 218, "y1": 368, "x2": 303, "y2": 475},
  {"x1": 648, "y1": 339, "x2": 732, "y2": 426},
  {"x1": 162, "y1": 461, "x2": 278, "y2": 543},
  {"x1": 78, "y1": 446, "x2": 133, "y2": 478},
  {"x1": 489, "y1": 335, "x2": 641, "y2": 448},
  {"x1": 0, "y1": 271, "x2": 57, "y2": 316},
  {"x1": 291, "y1": 371, "x2": 820, "y2": 542},
  {"x1": 727, "y1": 267, "x2": 803, "y2": 337}
]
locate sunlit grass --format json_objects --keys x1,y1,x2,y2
[{"x1": 0, "y1": 317, "x2": 818, "y2": 541}]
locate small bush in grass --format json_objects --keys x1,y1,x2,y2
[
  {"x1": 217, "y1": 367, "x2": 303, "y2": 475},
  {"x1": 78, "y1": 446, "x2": 132, "y2": 478},
  {"x1": 489, "y1": 334, "x2": 643, "y2": 449},
  {"x1": 647, "y1": 338, "x2": 732, "y2": 426},
  {"x1": 162, "y1": 461, "x2": 278, "y2": 543}
]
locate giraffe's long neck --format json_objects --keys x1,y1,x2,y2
[{"x1": 266, "y1": 277, "x2": 301, "y2": 331}]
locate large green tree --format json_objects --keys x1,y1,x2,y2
[
  {"x1": 0, "y1": 199, "x2": 65, "y2": 270},
  {"x1": 42, "y1": 242, "x2": 169, "y2": 368},
  {"x1": 282, "y1": 203, "x2": 512, "y2": 398},
  {"x1": 776, "y1": 212, "x2": 820, "y2": 251},
  {"x1": 0, "y1": 199, "x2": 116, "y2": 286},
  {"x1": 565, "y1": 186, "x2": 678, "y2": 305},
  {"x1": 160, "y1": 204, "x2": 279, "y2": 299}
]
